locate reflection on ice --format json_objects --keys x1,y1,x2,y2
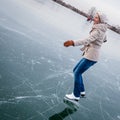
[{"x1": 49, "y1": 107, "x2": 77, "y2": 120}]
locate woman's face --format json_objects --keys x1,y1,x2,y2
[{"x1": 93, "y1": 13, "x2": 101, "y2": 24}]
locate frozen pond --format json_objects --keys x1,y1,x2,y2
[{"x1": 0, "y1": 0, "x2": 120, "y2": 120}]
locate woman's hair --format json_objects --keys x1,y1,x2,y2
[{"x1": 97, "y1": 12, "x2": 108, "y2": 23}]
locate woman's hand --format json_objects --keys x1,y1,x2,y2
[{"x1": 64, "y1": 40, "x2": 74, "y2": 47}]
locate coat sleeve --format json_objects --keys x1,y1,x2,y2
[{"x1": 74, "y1": 30, "x2": 100, "y2": 46}]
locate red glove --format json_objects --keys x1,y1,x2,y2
[{"x1": 64, "y1": 40, "x2": 74, "y2": 47}]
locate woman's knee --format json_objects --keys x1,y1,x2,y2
[{"x1": 74, "y1": 69, "x2": 82, "y2": 77}]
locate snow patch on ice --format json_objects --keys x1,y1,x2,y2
[
  {"x1": 40, "y1": 56, "x2": 45, "y2": 60},
  {"x1": 15, "y1": 95, "x2": 42, "y2": 99},
  {"x1": 70, "y1": 58, "x2": 76, "y2": 62},
  {"x1": 47, "y1": 59, "x2": 52, "y2": 63},
  {"x1": 117, "y1": 115, "x2": 120, "y2": 119},
  {"x1": 0, "y1": 101, "x2": 15, "y2": 105}
]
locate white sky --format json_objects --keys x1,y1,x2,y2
[{"x1": 64, "y1": 0, "x2": 120, "y2": 25}]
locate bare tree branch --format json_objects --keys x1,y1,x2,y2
[{"x1": 52, "y1": 0, "x2": 120, "y2": 35}]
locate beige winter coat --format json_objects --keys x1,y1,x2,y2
[{"x1": 74, "y1": 23, "x2": 107, "y2": 61}]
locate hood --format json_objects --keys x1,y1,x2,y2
[
  {"x1": 92, "y1": 23, "x2": 107, "y2": 32},
  {"x1": 97, "y1": 11, "x2": 108, "y2": 23}
]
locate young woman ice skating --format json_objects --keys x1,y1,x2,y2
[{"x1": 64, "y1": 12, "x2": 107, "y2": 101}]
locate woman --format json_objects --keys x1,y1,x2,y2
[{"x1": 64, "y1": 12, "x2": 107, "y2": 101}]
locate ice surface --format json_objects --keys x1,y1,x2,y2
[{"x1": 0, "y1": 0, "x2": 120, "y2": 120}]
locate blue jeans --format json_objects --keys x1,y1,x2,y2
[{"x1": 73, "y1": 58, "x2": 97, "y2": 97}]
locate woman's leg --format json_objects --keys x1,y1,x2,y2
[
  {"x1": 73, "y1": 58, "x2": 85, "y2": 73},
  {"x1": 73, "y1": 58, "x2": 97, "y2": 97}
]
